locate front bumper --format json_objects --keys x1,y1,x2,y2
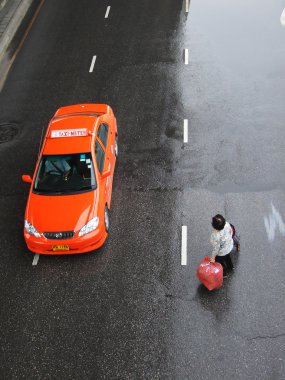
[{"x1": 24, "y1": 227, "x2": 107, "y2": 255}]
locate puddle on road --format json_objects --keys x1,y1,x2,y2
[{"x1": 176, "y1": 0, "x2": 285, "y2": 192}]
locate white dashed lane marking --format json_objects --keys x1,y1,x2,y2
[
  {"x1": 185, "y1": 0, "x2": 189, "y2": 13},
  {"x1": 281, "y1": 8, "x2": 285, "y2": 25},
  {"x1": 184, "y1": 48, "x2": 189, "y2": 65},
  {"x1": 105, "y1": 6, "x2": 111, "y2": 18},
  {"x1": 32, "y1": 254, "x2": 40, "y2": 266},
  {"x1": 184, "y1": 119, "x2": 188, "y2": 143},
  {"x1": 181, "y1": 226, "x2": 187, "y2": 265},
  {"x1": 89, "y1": 55, "x2": 97, "y2": 73}
]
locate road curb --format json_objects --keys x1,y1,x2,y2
[{"x1": 0, "y1": 0, "x2": 42, "y2": 89}]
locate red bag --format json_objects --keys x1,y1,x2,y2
[{"x1": 196, "y1": 256, "x2": 223, "y2": 291}]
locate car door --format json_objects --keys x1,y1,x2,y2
[
  {"x1": 96, "y1": 123, "x2": 113, "y2": 206},
  {"x1": 98, "y1": 121, "x2": 116, "y2": 168}
]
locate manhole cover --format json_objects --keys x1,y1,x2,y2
[{"x1": 0, "y1": 122, "x2": 19, "y2": 143}]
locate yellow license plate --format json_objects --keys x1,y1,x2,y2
[{"x1": 52, "y1": 245, "x2": 69, "y2": 251}]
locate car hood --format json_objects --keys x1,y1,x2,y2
[{"x1": 26, "y1": 190, "x2": 97, "y2": 232}]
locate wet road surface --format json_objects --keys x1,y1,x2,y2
[{"x1": 0, "y1": 0, "x2": 285, "y2": 379}]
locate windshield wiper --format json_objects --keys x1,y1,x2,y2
[
  {"x1": 34, "y1": 186, "x2": 94, "y2": 195},
  {"x1": 34, "y1": 190, "x2": 66, "y2": 195},
  {"x1": 52, "y1": 187, "x2": 92, "y2": 193},
  {"x1": 78, "y1": 186, "x2": 92, "y2": 190}
]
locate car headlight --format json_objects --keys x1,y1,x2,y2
[
  {"x1": 78, "y1": 217, "x2": 99, "y2": 236},
  {"x1": 24, "y1": 220, "x2": 41, "y2": 238}
]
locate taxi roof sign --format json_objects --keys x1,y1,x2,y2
[{"x1": 51, "y1": 129, "x2": 87, "y2": 138}]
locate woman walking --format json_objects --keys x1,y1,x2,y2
[{"x1": 210, "y1": 214, "x2": 239, "y2": 276}]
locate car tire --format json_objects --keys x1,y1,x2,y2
[
  {"x1": 115, "y1": 136, "x2": 118, "y2": 158},
  {"x1": 104, "y1": 205, "x2": 110, "y2": 233}
]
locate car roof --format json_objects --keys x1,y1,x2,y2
[{"x1": 43, "y1": 115, "x2": 98, "y2": 155}]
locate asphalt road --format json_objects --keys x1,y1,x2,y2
[{"x1": 0, "y1": 0, "x2": 285, "y2": 379}]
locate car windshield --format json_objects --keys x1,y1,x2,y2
[{"x1": 33, "y1": 153, "x2": 96, "y2": 195}]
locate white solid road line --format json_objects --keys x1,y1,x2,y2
[
  {"x1": 32, "y1": 254, "x2": 40, "y2": 266},
  {"x1": 184, "y1": 119, "x2": 188, "y2": 143},
  {"x1": 0, "y1": 0, "x2": 7, "y2": 11},
  {"x1": 181, "y1": 226, "x2": 187, "y2": 265},
  {"x1": 281, "y1": 8, "x2": 285, "y2": 26},
  {"x1": 184, "y1": 48, "x2": 189, "y2": 65},
  {"x1": 105, "y1": 6, "x2": 111, "y2": 18},
  {"x1": 89, "y1": 55, "x2": 97, "y2": 73}
]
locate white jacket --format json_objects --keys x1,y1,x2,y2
[{"x1": 211, "y1": 221, "x2": 234, "y2": 257}]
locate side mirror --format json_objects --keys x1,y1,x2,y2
[
  {"x1": 101, "y1": 170, "x2": 111, "y2": 179},
  {"x1": 22, "y1": 174, "x2": 33, "y2": 184}
]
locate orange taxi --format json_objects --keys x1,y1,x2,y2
[{"x1": 22, "y1": 104, "x2": 118, "y2": 254}]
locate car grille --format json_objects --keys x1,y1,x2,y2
[{"x1": 43, "y1": 231, "x2": 75, "y2": 240}]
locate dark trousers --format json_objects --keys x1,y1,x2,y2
[{"x1": 215, "y1": 253, "x2": 233, "y2": 274}]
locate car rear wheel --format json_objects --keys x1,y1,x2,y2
[
  {"x1": 104, "y1": 205, "x2": 110, "y2": 233},
  {"x1": 115, "y1": 136, "x2": 118, "y2": 158}
]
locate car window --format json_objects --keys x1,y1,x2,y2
[
  {"x1": 33, "y1": 153, "x2": 96, "y2": 195},
  {"x1": 95, "y1": 140, "x2": 105, "y2": 174},
  {"x1": 97, "y1": 123, "x2": 109, "y2": 148}
]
